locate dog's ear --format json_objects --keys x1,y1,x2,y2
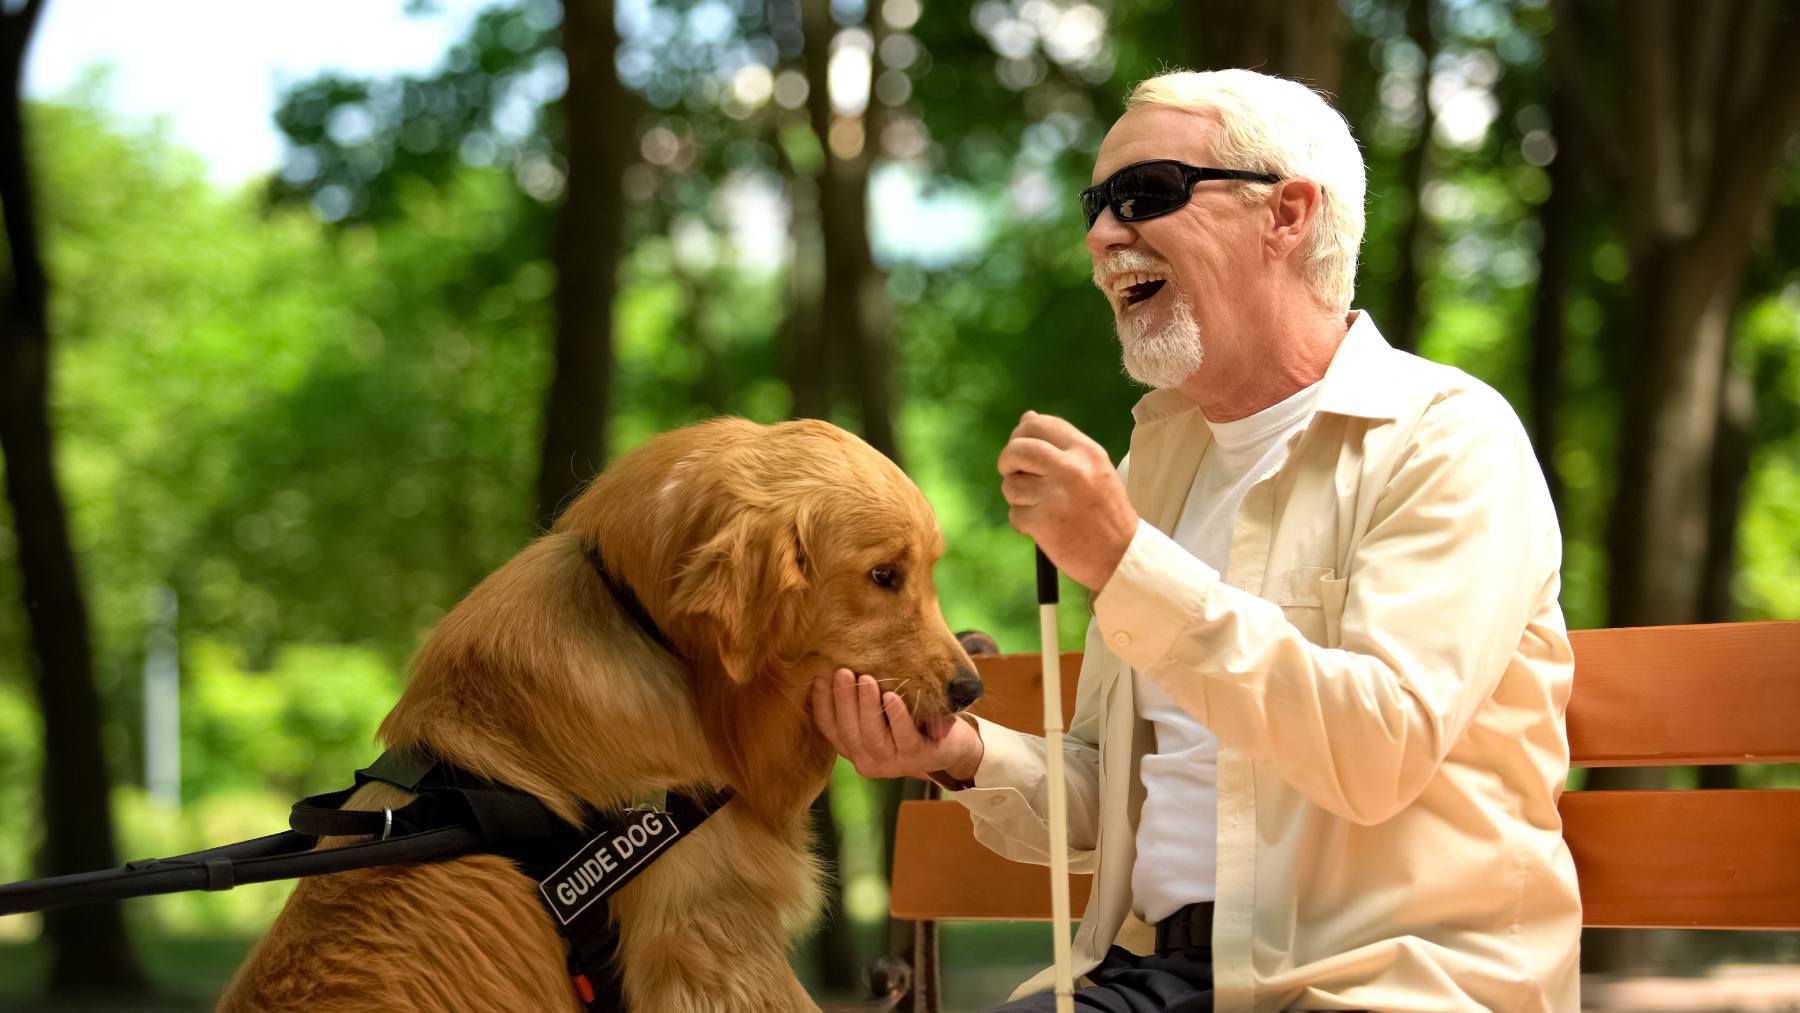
[{"x1": 672, "y1": 507, "x2": 809, "y2": 684}]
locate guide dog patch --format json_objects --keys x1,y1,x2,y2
[{"x1": 538, "y1": 808, "x2": 682, "y2": 925}]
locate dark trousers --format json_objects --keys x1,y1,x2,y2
[
  {"x1": 987, "y1": 943, "x2": 1373, "y2": 1013},
  {"x1": 987, "y1": 943, "x2": 1215, "y2": 1013}
]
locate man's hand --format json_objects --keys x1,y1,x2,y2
[
  {"x1": 812, "y1": 668, "x2": 984, "y2": 783},
  {"x1": 999, "y1": 411, "x2": 1138, "y2": 590}
]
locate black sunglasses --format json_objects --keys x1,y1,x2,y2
[{"x1": 1080, "y1": 159, "x2": 1282, "y2": 228}]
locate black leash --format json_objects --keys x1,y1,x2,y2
[
  {"x1": 0, "y1": 752, "x2": 733, "y2": 1012},
  {"x1": 0, "y1": 823, "x2": 481, "y2": 912}
]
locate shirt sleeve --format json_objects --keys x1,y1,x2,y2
[
  {"x1": 1092, "y1": 385, "x2": 1560, "y2": 826},
  {"x1": 948, "y1": 616, "x2": 1112, "y2": 873}
]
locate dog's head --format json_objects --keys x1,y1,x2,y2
[{"x1": 562, "y1": 418, "x2": 980, "y2": 765}]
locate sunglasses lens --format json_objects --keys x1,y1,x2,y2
[
  {"x1": 1111, "y1": 162, "x2": 1189, "y2": 221},
  {"x1": 1082, "y1": 189, "x2": 1105, "y2": 227}
]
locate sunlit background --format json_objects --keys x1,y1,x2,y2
[{"x1": 2, "y1": 0, "x2": 1798, "y2": 1009}]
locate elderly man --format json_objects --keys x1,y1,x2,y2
[{"x1": 812, "y1": 69, "x2": 1581, "y2": 1012}]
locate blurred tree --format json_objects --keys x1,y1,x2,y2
[
  {"x1": 1187, "y1": 0, "x2": 1343, "y2": 92},
  {"x1": 1378, "y1": 0, "x2": 1436, "y2": 355},
  {"x1": 799, "y1": 0, "x2": 901, "y2": 460},
  {"x1": 0, "y1": 0, "x2": 144, "y2": 992},
  {"x1": 1523, "y1": 89, "x2": 1581, "y2": 512},
  {"x1": 536, "y1": 0, "x2": 634, "y2": 526},
  {"x1": 1551, "y1": 0, "x2": 1800, "y2": 630}
]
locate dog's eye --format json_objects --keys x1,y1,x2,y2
[{"x1": 869, "y1": 565, "x2": 902, "y2": 589}]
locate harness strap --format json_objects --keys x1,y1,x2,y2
[
  {"x1": 289, "y1": 782, "x2": 558, "y2": 845},
  {"x1": 585, "y1": 547, "x2": 678, "y2": 658}
]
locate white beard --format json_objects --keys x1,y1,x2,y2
[
  {"x1": 1116, "y1": 292, "x2": 1203, "y2": 389},
  {"x1": 1094, "y1": 250, "x2": 1204, "y2": 389}
]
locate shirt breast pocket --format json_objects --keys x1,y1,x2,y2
[{"x1": 1277, "y1": 566, "x2": 1349, "y2": 647}]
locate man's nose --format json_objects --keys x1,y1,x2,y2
[
  {"x1": 946, "y1": 668, "x2": 984, "y2": 711},
  {"x1": 1085, "y1": 206, "x2": 1135, "y2": 257}
]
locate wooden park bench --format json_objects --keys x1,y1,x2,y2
[{"x1": 885, "y1": 621, "x2": 1800, "y2": 1011}]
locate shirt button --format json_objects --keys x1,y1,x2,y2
[
  {"x1": 1113, "y1": 631, "x2": 1133, "y2": 649},
  {"x1": 989, "y1": 796, "x2": 1006, "y2": 809}
]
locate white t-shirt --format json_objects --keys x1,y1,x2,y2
[{"x1": 1131, "y1": 380, "x2": 1321, "y2": 924}]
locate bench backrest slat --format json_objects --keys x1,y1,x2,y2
[
  {"x1": 962, "y1": 623, "x2": 1800, "y2": 766},
  {"x1": 1565, "y1": 622, "x2": 1800, "y2": 766}
]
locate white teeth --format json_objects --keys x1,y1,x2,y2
[{"x1": 1108, "y1": 271, "x2": 1168, "y2": 298}]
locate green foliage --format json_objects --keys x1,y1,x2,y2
[
  {"x1": 1737, "y1": 292, "x2": 1800, "y2": 620},
  {"x1": 268, "y1": 1, "x2": 563, "y2": 224},
  {"x1": 0, "y1": 680, "x2": 40, "y2": 887},
  {"x1": 179, "y1": 641, "x2": 398, "y2": 800}
]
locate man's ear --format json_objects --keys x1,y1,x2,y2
[
  {"x1": 1266, "y1": 178, "x2": 1321, "y2": 259},
  {"x1": 672, "y1": 508, "x2": 809, "y2": 683}
]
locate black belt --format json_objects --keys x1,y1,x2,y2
[{"x1": 1154, "y1": 901, "x2": 1214, "y2": 954}]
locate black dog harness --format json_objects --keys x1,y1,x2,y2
[
  {"x1": 292, "y1": 753, "x2": 734, "y2": 1010},
  {"x1": 0, "y1": 752, "x2": 731, "y2": 1011}
]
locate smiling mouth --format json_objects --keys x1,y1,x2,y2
[
  {"x1": 1099, "y1": 265, "x2": 1173, "y2": 313},
  {"x1": 1123, "y1": 279, "x2": 1167, "y2": 309}
]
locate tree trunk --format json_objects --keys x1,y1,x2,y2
[
  {"x1": 0, "y1": 0, "x2": 145, "y2": 992},
  {"x1": 534, "y1": 0, "x2": 631, "y2": 528},
  {"x1": 1186, "y1": 0, "x2": 1343, "y2": 92},
  {"x1": 782, "y1": 168, "x2": 833, "y2": 420},
  {"x1": 1381, "y1": 0, "x2": 1436, "y2": 355},
  {"x1": 1605, "y1": 251, "x2": 1746, "y2": 628},
  {"x1": 1700, "y1": 348, "x2": 1754, "y2": 626},
  {"x1": 1524, "y1": 90, "x2": 1580, "y2": 513},
  {"x1": 800, "y1": 0, "x2": 901, "y2": 463}
]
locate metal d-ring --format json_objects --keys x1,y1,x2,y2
[{"x1": 380, "y1": 807, "x2": 394, "y2": 841}]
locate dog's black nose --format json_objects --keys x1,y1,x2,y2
[{"x1": 946, "y1": 669, "x2": 984, "y2": 711}]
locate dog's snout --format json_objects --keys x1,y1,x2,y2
[{"x1": 946, "y1": 669, "x2": 984, "y2": 711}]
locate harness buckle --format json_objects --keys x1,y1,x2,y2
[{"x1": 624, "y1": 790, "x2": 668, "y2": 814}]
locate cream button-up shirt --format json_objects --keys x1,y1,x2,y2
[{"x1": 953, "y1": 312, "x2": 1581, "y2": 1012}]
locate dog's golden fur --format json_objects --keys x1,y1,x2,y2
[{"x1": 218, "y1": 418, "x2": 975, "y2": 1012}]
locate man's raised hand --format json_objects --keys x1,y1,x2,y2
[{"x1": 999, "y1": 411, "x2": 1138, "y2": 591}]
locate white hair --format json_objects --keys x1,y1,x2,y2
[{"x1": 1125, "y1": 69, "x2": 1366, "y2": 314}]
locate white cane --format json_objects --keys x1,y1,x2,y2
[{"x1": 1035, "y1": 548, "x2": 1075, "y2": 1013}]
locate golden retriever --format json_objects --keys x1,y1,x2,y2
[{"x1": 217, "y1": 417, "x2": 978, "y2": 1012}]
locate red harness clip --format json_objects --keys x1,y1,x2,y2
[{"x1": 571, "y1": 973, "x2": 596, "y2": 1005}]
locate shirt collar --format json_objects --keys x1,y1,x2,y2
[{"x1": 1128, "y1": 310, "x2": 1402, "y2": 425}]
